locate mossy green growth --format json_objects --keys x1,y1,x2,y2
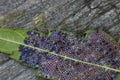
[
  {"x1": 0, "y1": 28, "x2": 28, "y2": 60},
  {"x1": 32, "y1": 13, "x2": 49, "y2": 36},
  {"x1": 33, "y1": 13, "x2": 44, "y2": 25}
]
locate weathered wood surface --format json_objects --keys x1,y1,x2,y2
[
  {"x1": 0, "y1": 0, "x2": 120, "y2": 39},
  {"x1": 0, "y1": 53, "x2": 45, "y2": 80},
  {"x1": 0, "y1": 0, "x2": 120, "y2": 80}
]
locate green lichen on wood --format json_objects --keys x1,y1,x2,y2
[{"x1": 32, "y1": 13, "x2": 49, "y2": 36}]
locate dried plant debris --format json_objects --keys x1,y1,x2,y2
[{"x1": 19, "y1": 30, "x2": 120, "y2": 80}]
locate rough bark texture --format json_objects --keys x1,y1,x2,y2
[
  {"x1": 0, "y1": 0, "x2": 120, "y2": 80},
  {"x1": 0, "y1": 53, "x2": 45, "y2": 80},
  {"x1": 0, "y1": 0, "x2": 120, "y2": 39}
]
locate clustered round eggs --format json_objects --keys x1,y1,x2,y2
[{"x1": 19, "y1": 30, "x2": 120, "y2": 80}]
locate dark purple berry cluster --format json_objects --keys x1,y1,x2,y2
[{"x1": 19, "y1": 30, "x2": 120, "y2": 80}]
